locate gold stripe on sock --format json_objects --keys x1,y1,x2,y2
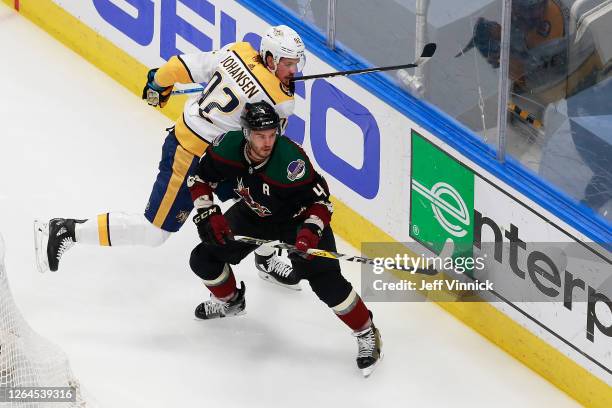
[{"x1": 97, "y1": 213, "x2": 110, "y2": 246}]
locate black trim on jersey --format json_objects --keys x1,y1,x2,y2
[
  {"x1": 208, "y1": 149, "x2": 246, "y2": 169},
  {"x1": 177, "y1": 54, "x2": 195, "y2": 83},
  {"x1": 106, "y1": 212, "x2": 112, "y2": 246},
  {"x1": 231, "y1": 50, "x2": 277, "y2": 104},
  {"x1": 181, "y1": 113, "x2": 213, "y2": 144}
]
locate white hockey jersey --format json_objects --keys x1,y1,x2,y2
[{"x1": 155, "y1": 42, "x2": 295, "y2": 157}]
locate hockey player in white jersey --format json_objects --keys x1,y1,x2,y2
[{"x1": 34, "y1": 25, "x2": 305, "y2": 290}]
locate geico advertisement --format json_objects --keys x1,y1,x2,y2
[
  {"x1": 51, "y1": 0, "x2": 413, "y2": 240},
  {"x1": 409, "y1": 130, "x2": 611, "y2": 381}
]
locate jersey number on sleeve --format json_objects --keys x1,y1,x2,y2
[
  {"x1": 198, "y1": 72, "x2": 240, "y2": 124},
  {"x1": 313, "y1": 183, "x2": 326, "y2": 197}
]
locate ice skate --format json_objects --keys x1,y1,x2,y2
[
  {"x1": 255, "y1": 252, "x2": 301, "y2": 290},
  {"x1": 195, "y1": 281, "x2": 247, "y2": 320},
  {"x1": 34, "y1": 218, "x2": 83, "y2": 273},
  {"x1": 353, "y1": 317, "x2": 383, "y2": 378}
]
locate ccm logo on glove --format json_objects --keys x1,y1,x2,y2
[{"x1": 193, "y1": 205, "x2": 233, "y2": 245}]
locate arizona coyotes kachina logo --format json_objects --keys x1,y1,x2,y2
[{"x1": 234, "y1": 178, "x2": 272, "y2": 217}]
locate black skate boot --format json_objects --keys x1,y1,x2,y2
[
  {"x1": 195, "y1": 281, "x2": 247, "y2": 320},
  {"x1": 255, "y1": 252, "x2": 301, "y2": 291},
  {"x1": 353, "y1": 312, "x2": 383, "y2": 378},
  {"x1": 34, "y1": 218, "x2": 85, "y2": 273}
]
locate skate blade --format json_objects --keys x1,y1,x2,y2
[
  {"x1": 361, "y1": 352, "x2": 384, "y2": 378},
  {"x1": 257, "y1": 270, "x2": 302, "y2": 291},
  {"x1": 33, "y1": 220, "x2": 51, "y2": 273},
  {"x1": 194, "y1": 310, "x2": 247, "y2": 321}
]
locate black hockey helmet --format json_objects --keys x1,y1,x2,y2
[{"x1": 240, "y1": 101, "x2": 281, "y2": 141}]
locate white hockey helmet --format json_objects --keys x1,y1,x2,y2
[{"x1": 259, "y1": 25, "x2": 306, "y2": 73}]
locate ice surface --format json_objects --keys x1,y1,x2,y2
[{"x1": 0, "y1": 5, "x2": 579, "y2": 408}]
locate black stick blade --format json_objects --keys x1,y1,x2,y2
[
  {"x1": 291, "y1": 42, "x2": 437, "y2": 82},
  {"x1": 421, "y1": 42, "x2": 437, "y2": 58}
]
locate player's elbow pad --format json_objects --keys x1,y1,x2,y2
[
  {"x1": 305, "y1": 202, "x2": 333, "y2": 228},
  {"x1": 187, "y1": 175, "x2": 214, "y2": 209}
]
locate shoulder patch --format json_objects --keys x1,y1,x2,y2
[
  {"x1": 229, "y1": 42, "x2": 263, "y2": 73},
  {"x1": 210, "y1": 130, "x2": 245, "y2": 165},
  {"x1": 262, "y1": 137, "x2": 313, "y2": 186},
  {"x1": 287, "y1": 159, "x2": 306, "y2": 181},
  {"x1": 212, "y1": 132, "x2": 227, "y2": 146}
]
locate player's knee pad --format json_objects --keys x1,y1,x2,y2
[
  {"x1": 189, "y1": 244, "x2": 225, "y2": 280},
  {"x1": 308, "y1": 270, "x2": 352, "y2": 308}
]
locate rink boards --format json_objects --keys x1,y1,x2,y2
[{"x1": 2, "y1": 0, "x2": 609, "y2": 406}]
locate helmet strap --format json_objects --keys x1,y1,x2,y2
[
  {"x1": 242, "y1": 128, "x2": 252, "y2": 143},
  {"x1": 264, "y1": 53, "x2": 278, "y2": 74}
]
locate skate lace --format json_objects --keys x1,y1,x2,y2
[
  {"x1": 356, "y1": 328, "x2": 375, "y2": 358},
  {"x1": 56, "y1": 237, "x2": 75, "y2": 261},
  {"x1": 267, "y1": 256, "x2": 292, "y2": 278},
  {"x1": 203, "y1": 300, "x2": 228, "y2": 316}
]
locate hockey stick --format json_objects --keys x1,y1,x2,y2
[
  {"x1": 170, "y1": 43, "x2": 437, "y2": 95},
  {"x1": 233, "y1": 235, "x2": 438, "y2": 276},
  {"x1": 291, "y1": 42, "x2": 437, "y2": 82},
  {"x1": 171, "y1": 87, "x2": 204, "y2": 95}
]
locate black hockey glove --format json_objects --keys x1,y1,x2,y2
[
  {"x1": 193, "y1": 205, "x2": 233, "y2": 245},
  {"x1": 142, "y1": 68, "x2": 172, "y2": 107}
]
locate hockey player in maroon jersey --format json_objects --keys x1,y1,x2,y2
[{"x1": 188, "y1": 101, "x2": 383, "y2": 377}]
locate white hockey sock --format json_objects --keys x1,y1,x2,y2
[
  {"x1": 74, "y1": 218, "x2": 100, "y2": 244},
  {"x1": 75, "y1": 213, "x2": 171, "y2": 247}
]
